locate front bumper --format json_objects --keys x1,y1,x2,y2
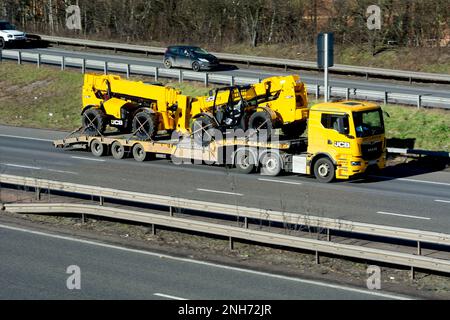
[
  {"x1": 335, "y1": 153, "x2": 386, "y2": 179},
  {"x1": 198, "y1": 61, "x2": 220, "y2": 70}
]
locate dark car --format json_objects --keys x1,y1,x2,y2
[{"x1": 163, "y1": 46, "x2": 220, "y2": 72}]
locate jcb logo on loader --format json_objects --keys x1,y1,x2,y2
[
  {"x1": 111, "y1": 120, "x2": 123, "y2": 126},
  {"x1": 334, "y1": 141, "x2": 350, "y2": 148}
]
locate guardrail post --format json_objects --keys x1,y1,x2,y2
[
  {"x1": 284, "y1": 64, "x2": 288, "y2": 72},
  {"x1": 229, "y1": 237, "x2": 234, "y2": 250},
  {"x1": 411, "y1": 266, "x2": 415, "y2": 280},
  {"x1": 179, "y1": 69, "x2": 183, "y2": 83},
  {"x1": 169, "y1": 206, "x2": 173, "y2": 217},
  {"x1": 37, "y1": 54, "x2": 41, "y2": 68},
  {"x1": 315, "y1": 84, "x2": 320, "y2": 100},
  {"x1": 365, "y1": 73, "x2": 369, "y2": 80},
  {"x1": 126, "y1": 64, "x2": 131, "y2": 78},
  {"x1": 346, "y1": 88, "x2": 350, "y2": 100},
  {"x1": 247, "y1": 61, "x2": 250, "y2": 68},
  {"x1": 151, "y1": 224, "x2": 156, "y2": 235},
  {"x1": 61, "y1": 56, "x2": 65, "y2": 71},
  {"x1": 384, "y1": 91, "x2": 388, "y2": 105},
  {"x1": 417, "y1": 241, "x2": 421, "y2": 255},
  {"x1": 327, "y1": 228, "x2": 331, "y2": 241},
  {"x1": 154, "y1": 67, "x2": 159, "y2": 81},
  {"x1": 81, "y1": 213, "x2": 86, "y2": 224},
  {"x1": 35, "y1": 187, "x2": 41, "y2": 201},
  {"x1": 315, "y1": 251, "x2": 320, "y2": 264},
  {"x1": 204, "y1": 73, "x2": 209, "y2": 87},
  {"x1": 328, "y1": 86, "x2": 332, "y2": 99},
  {"x1": 417, "y1": 95, "x2": 422, "y2": 109},
  {"x1": 99, "y1": 196, "x2": 104, "y2": 206},
  {"x1": 104, "y1": 61, "x2": 108, "y2": 75},
  {"x1": 17, "y1": 51, "x2": 22, "y2": 65},
  {"x1": 81, "y1": 59, "x2": 86, "y2": 74},
  {"x1": 230, "y1": 76, "x2": 235, "y2": 86},
  {"x1": 244, "y1": 217, "x2": 248, "y2": 229}
]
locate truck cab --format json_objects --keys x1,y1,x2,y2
[{"x1": 303, "y1": 101, "x2": 386, "y2": 182}]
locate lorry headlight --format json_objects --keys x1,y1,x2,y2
[{"x1": 351, "y1": 161, "x2": 361, "y2": 166}]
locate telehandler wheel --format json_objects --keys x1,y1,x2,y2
[
  {"x1": 82, "y1": 108, "x2": 107, "y2": 136},
  {"x1": 111, "y1": 141, "x2": 126, "y2": 160},
  {"x1": 313, "y1": 157, "x2": 335, "y2": 183},
  {"x1": 132, "y1": 111, "x2": 158, "y2": 140},
  {"x1": 260, "y1": 152, "x2": 282, "y2": 177},
  {"x1": 248, "y1": 111, "x2": 273, "y2": 138},
  {"x1": 191, "y1": 116, "x2": 216, "y2": 146},
  {"x1": 132, "y1": 143, "x2": 151, "y2": 162},
  {"x1": 234, "y1": 149, "x2": 256, "y2": 174},
  {"x1": 90, "y1": 139, "x2": 106, "y2": 157},
  {"x1": 164, "y1": 58, "x2": 172, "y2": 69}
]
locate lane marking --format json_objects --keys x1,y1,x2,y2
[
  {"x1": 71, "y1": 156, "x2": 106, "y2": 162},
  {"x1": 0, "y1": 134, "x2": 53, "y2": 142},
  {"x1": 197, "y1": 188, "x2": 243, "y2": 196},
  {"x1": 0, "y1": 223, "x2": 410, "y2": 300},
  {"x1": 154, "y1": 293, "x2": 187, "y2": 300},
  {"x1": 435, "y1": 200, "x2": 450, "y2": 204},
  {"x1": 377, "y1": 211, "x2": 430, "y2": 221},
  {"x1": 1, "y1": 163, "x2": 78, "y2": 175},
  {"x1": 258, "y1": 178, "x2": 302, "y2": 185},
  {"x1": 2, "y1": 163, "x2": 41, "y2": 170}
]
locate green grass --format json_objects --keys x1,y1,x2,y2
[{"x1": 0, "y1": 62, "x2": 448, "y2": 151}]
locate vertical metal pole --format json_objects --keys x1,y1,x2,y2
[
  {"x1": 346, "y1": 87, "x2": 350, "y2": 100},
  {"x1": 384, "y1": 91, "x2": 388, "y2": 105},
  {"x1": 37, "y1": 54, "x2": 41, "y2": 68},
  {"x1": 179, "y1": 69, "x2": 183, "y2": 83},
  {"x1": 61, "y1": 56, "x2": 65, "y2": 71},
  {"x1": 154, "y1": 67, "x2": 159, "y2": 81},
  {"x1": 126, "y1": 64, "x2": 130, "y2": 78},
  {"x1": 35, "y1": 187, "x2": 41, "y2": 201},
  {"x1": 324, "y1": 33, "x2": 329, "y2": 102},
  {"x1": 81, "y1": 214, "x2": 86, "y2": 224},
  {"x1": 204, "y1": 73, "x2": 209, "y2": 87},
  {"x1": 315, "y1": 251, "x2": 320, "y2": 264},
  {"x1": 230, "y1": 76, "x2": 235, "y2": 86},
  {"x1": 244, "y1": 217, "x2": 248, "y2": 229},
  {"x1": 18, "y1": 51, "x2": 22, "y2": 65},
  {"x1": 417, "y1": 95, "x2": 422, "y2": 109},
  {"x1": 229, "y1": 237, "x2": 234, "y2": 250},
  {"x1": 315, "y1": 84, "x2": 320, "y2": 100},
  {"x1": 99, "y1": 196, "x2": 104, "y2": 206},
  {"x1": 104, "y1": 61, "x2": 108, "y2": 75},
  {"x1": 82, "y1": 59, "x2": 86, "y2": 74},
  {"x1": 411, "y1": 266, "x2": 415, "y2": 280},
  {"x1": 169, "y1": 206, "x2": 173, "y2": 217},
  {"x1": 417, "y1": 241, "x2": 421, "y2": 255},
  {"x1": 327, "y1": 228, "x2": 331, "y2": 241},
  {"x1": 151, "y1": 224, "x2": 156, "y2": 235}
]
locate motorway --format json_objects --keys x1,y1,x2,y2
[
  {"x1": 0, "y1": 223, "x2": 406, "y2": 299},
  {"x1": 13, "y1": 46, "x2": 450, "y2": 101},
  {"x1": 0, "y1": 125, "x2": 449, "y2": 234}
]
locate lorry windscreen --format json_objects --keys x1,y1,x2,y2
[{"x1": 353, "y1": 109, "x2": 384, "y2": 138}]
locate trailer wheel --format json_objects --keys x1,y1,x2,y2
[
  {"x1": 234, "y1": 149, "x2": 256, "y2": 174},
  {"x1": 82, "y1": 108, "x2": 107, "y2": 136},
  {"x1": 260, "y1": 153, "x2": 282, "y2": 176},
  {"x1": 111, "y1": 141, "x2": 126, "y2": 160},
  {"x1": 132, "y1": 143, "x2": 151, "y2": 162},
  {"x1": 313, "y1": 157, "x2": 335, "y2": 183},
  {"x1": 91, "y1": 139, "x2": 106, "y2": 157}
]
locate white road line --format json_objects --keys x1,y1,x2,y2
[
  {"x1": 0, "y1": 223, "x2": 410, "y2": 300},
  {"x1": 71, "y1": 156, "x2": 106, "y2": 162},
  {"x1": 196, "y1": 188, "x2": 243, "y2": 196},
  {"x1": 154, "y1": 293, "x2": 188, "y2": 300},
  {"x1": 372, "y1": 175, "x2": 450, "y2": 187},
  {"x1": 46, "y1": 169, "x2": 79, "y2": 175},
  {"x1": 2, "y1": 163, "x2": 41, "y2": 170},
  {"x1": 435, "y1": 199, "x2": 450, "y2": 204},
  {"x1": 0, "y1": 134, "x2": 53, "y2": 142},
  {"x1": 258, "y1": 178, "x2": 302, "y2": 185},
  {"x1": 377, "y1": 211, "x2": 431, "y2": 221}
]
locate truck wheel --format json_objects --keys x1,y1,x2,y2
[
  {"x1": 313, "y1": 157, "x2": 335, "y2": 183},
  {"x1": 283, "y1": 121, "x2": 307, "y2": 139},
  {"x1": 91, "y1": 139, "x2": 106, "y2": 157},
  {"x1": 164, "y1": 58, "x2": 172, "y2": 69},
  {"x1": 82, "y1": 108, "x2": 107, "y2": 136},
  {"x1": 248, "y1": 111, "x2": 273, "y2": 138},
  {"x1": 111, "y1": 141, "x2": 126, "y2": 160},
  {"x1": 234, "y1": 149, "x2": 256, "y2": 174},
  {"x1": 260, "y1": 153, "x2": 282, "y2": 176},
  {"x1": 132, "y1": 143, "x2": 151, "y2": 162},
  {"x1": 132, "y1": 111, "x2": 158, "y2": 140},
  {"x1": 191, "y1": 116, "x2": 216, "y2": 145},
  {"x1": 192, "y1": 61, "x2": 201, "y2": 72}
]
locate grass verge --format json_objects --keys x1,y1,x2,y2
[{"x1": 0, "y1": 62, "x2": 448, "y2": 151}]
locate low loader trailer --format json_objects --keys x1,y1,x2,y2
[{"x1": 54, "y1": 100, "x2": 387, "y2": 182}]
